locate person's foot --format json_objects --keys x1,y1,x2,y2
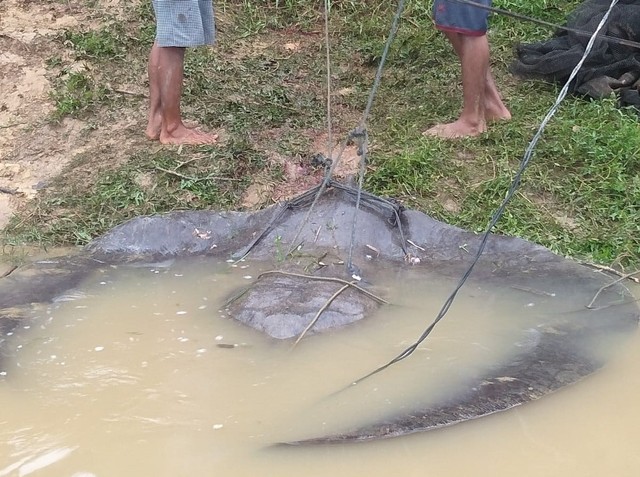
[
  {"x1": 159, "y1": 124, "x2": 218, "y2": 145},
  {"x1": 485, "y1": 101, "x2": 512, "y2": 123},
  {"x1": 422, "y1": 119, "x2": 486, "y2": 139},
  {"x1": 145, "y1": 113, "x2": 162, "y2": 141}
]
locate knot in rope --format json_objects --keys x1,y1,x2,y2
[{"x1": 349, "y1": 127, "x2": 369, "y2": 157}]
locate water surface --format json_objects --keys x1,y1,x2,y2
[{"x1": 0, "y1": 259, "x2": 637, "y2": 476}]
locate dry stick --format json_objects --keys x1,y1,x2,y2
[
  {"x1": 580, "y1": 261, "x2": 640, "y2": 283},
  {"x1": 175, "y1": 158, "x2": 199, "y2": 169},
  {"x1": 221, "y1": 285, "x2": 252, "y2": 308},
  {"x1": 292, "y1": 281, "x2": 355, "y2": 348},
  {"x1": 257, "y1": 270, "x2": 389, "y2": 305},
  {"x1": 0, "y1": 187, "x2": 22, "y2": 195},
  {"x1": 0, "y1": 265, "x2": 18, "y2": 279},
  {"x1": 584, "y1": 297, "x2": 640, "y2": 312},
  {"x1": 113, "y1": 88, "x2": 148, "y2": 98},
  {"x1": 0, "y1": 122, "x2": 26, "y2": 129},
  {"x1": 510, "y1": 284, "x2": 556, "y2": 297},
  {"x1": 586, "y1": 270, "x2": 640, "y2": 309},
  {"x1": 155, "y1": 166, "x2": 240, "y2": 182},
  {"x1": 406, "y1": 239, "x2": 425, "y2": 252}
]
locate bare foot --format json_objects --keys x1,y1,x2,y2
[
  {"x1": 485, "y1": 102, "x2": 512, "y2": 123},
  {"x1": 145, "y1": 114, "x2": 162, "y2": 141},
  {"x1": 422, "y1": 119, "x2": 486, "y2": 139},
  {"x1": 159, "y1": 124, "x2": 218, "y2": 145},
  {"x1": 145, "y1": 126, "x2": 161, "y2": 141}
]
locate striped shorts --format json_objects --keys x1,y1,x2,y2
[
  {"x1": 152, "y1": 0, "x2": 216, "y2": 47},
  {"x1": 433, "y1": 0, "x2": 491, "y2": 37}
]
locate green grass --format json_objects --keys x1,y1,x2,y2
[
  {"x1": 50, "y1": 70, "x2": 110, "y2": 118},
  {"x1": 4, "y1": 0, "x2": 639, "y2": 268},
  {"x1": 62, "y1": 26, "x2": 127, "y2": 60},
  {"x1": 4, "y1": 141, "x2": 269, "y2": 245}
]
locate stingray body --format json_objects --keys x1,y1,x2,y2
[{"x1": 0, "y1": 189, "x2": 638, "y2": 442}]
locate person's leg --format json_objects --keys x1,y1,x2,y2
[
  {"x1": 483, "y1": 69, "x2": 511, "y2": 122},
  {"x1": 424, "y1": 33, "x2": 491, "y2": 138},
  {"x1": 147, "y1": 0, "x2": 218, "y2": 145},
  {"x1": 146, "y1": 43, "x2": 162, "y2": 140},
  {"x1": 153, "y1": 45, "x2": 217, "y2": 145},
  {"x1": 446, "y1": 31, "x2": 511, "y2": 123},
  {"x1": 426, "y1": 0, "x2": 510, "y2": 138}
]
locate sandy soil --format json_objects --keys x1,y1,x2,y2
[{"x1": 0, "y1": 0, "x2": 148, "y2": 229}]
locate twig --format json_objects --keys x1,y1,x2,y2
[
  {"x1": 113, "y1": 88, "x2": 148, "y2": 98},
  {"x1": 292, "y1": 281, "x2": 354, "y2": 348},
  {"x1": 257, "y1": 270, "x2": 389, "y2": 305},
  {"x1": 175, "y1": 158, "x2": 198, "y2": 169},
  {"x1": 584, "y1": 296, "x2": 640, "y2": 312},
  {"x1": 155, "y1": 166, "x2": 240, "y2": 182},
  {"x1": 0, "y1": 265, "x2": 18, "y2": 279},
  {"x1": 407, "y1": 239, "x2": 425, "y2": 251},
  {"x1": 580, "y1": 261, "x2": 640, "y2": 283},
  {"x1": 0, "y1": 122, "x2": 25, "y2": 129},
  {"x1": 586, "y1": 270, "x2": 640, "y2": 309},
  {"x1": 0, "y1": 186, "x2": 22, "y2": 195},
  {"x1": 510, "y1": 284, "x2": 556, "y2": 297},
  {"x1": 221, "y1": 285, "x2": 252, "y2": 308}
]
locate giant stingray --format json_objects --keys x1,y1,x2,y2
[{"x1": 0, "y1": 184, "x2": 638, "y2": 443}]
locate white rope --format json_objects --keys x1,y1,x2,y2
[{"x1": 323, "y1": 0, "x2": 334, "y2": 171}]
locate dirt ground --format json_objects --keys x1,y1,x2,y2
[
  {"x1": 0, "y1": 0, "x2": 363, "y2": 233},
  {"x1": 0, "y1": 0, "x2": 149, "y2": 229}
]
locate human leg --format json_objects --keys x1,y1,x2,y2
[
  {"x1": 147, "y1": 0, "x2": 218, "y2": 145},
  {"x1": 424, "y1": 33, "x2": 490, "y2": 138},
  {"x1": 425, "y1": 0, "x2": 510, "y2": 138},
  {"x1": 442, "y1": 30, "x2": 511, "y2": 123},
  {"x1": 146, "y1": 43, "x2": 163, "y2": 140},
  {"x1": 483, "y1": 70, "x2": 511, "y2": 122},
  {"x1": 147, "y1": 43, "x2": 219, "y2": 144}
]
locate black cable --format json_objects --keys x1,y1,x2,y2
[{"x1": 452, "y1": 0, "x2": 640, "y2": 50}]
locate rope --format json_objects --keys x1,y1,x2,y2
[
  {"x1": 322, "y1": 0, "x2": 334, "y2": 179},
  {"x1": 358, "y1": 0, "x2": 407, "y2": 130},
  {"x1": 346, "y1": 129, "x2": 368, "y2": 276},
  {"x1": 343, "y1": 0, "x2": 621, "y2": 389},
  {"x1": 286, "y1": 0, "x2": 408, "y2": 261},
  {"x1": 345, "y1": 0, "x2": 407, "y2": 275},
  {"x1": 231, "y1": 179, "x2": 408, "y2": 260}
]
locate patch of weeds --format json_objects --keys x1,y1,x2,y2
[
  {"x1": 45, "y1": 55, "x2": 63, "y2": 68},
  {"x1": 4, "y1": 139, "x2": 267, "y2": 246},
  {"x1": 274, "y1": 129, "x2": 313, "y2": 158},
  {"x1": 133, "y1": 1, "x2": 157, "y2": 48},
  {"x1": 367, "y1": 145, "x2": 451, "y2": 201},
  {"x1": 50, "y1": 70, "x2": 110, "y2": 119},
  {"x1": 4, "y1": 173, "x2": 148, "y2": 247},
  {"x1": 183, "y1": 46, "x2": 326, "y2": 132},
  {"x1": 61, "y1": 26, "x2": 127, "y2": 61},
  {"x1": 219, "y1": 0, "x2": 321, "y2": 36},
  {"x1": 520, "y1": 98, "x2": 640, "y2": 264},
  {"x1": 0, "y1": 243, "x2": 32, "y2": 267}
]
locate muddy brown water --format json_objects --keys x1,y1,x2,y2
[{"x1": 0, "y1": 258, "x2": 638, "y2": 476}]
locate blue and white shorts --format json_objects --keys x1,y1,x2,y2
[
  {"x1": 152, "y1": 0, "x2": 216, "y2": 47},
  {"x1": 433, "y1": 0, "x2": 491, "y2": 37}
]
